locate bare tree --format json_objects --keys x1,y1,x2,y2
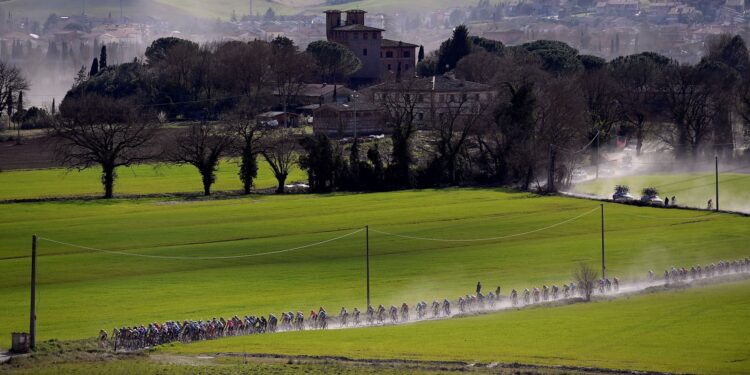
[
  {"x1": 379, "y1": 79, "x2": 422, "y2": 188},
  {"x1": 52, "y1": 95, "x2": 156, "y2": 198},
  {"x1": 659, "y1": 63, "x2": 717, "y2": 158},
  {"x1": 0, "y1": 61, "x2": 29, "y2": 119},
  {"x1": 261, "y1": 129, "x2": 299, "y2": 193},
  {"x1": 429, "y1": 96, "x2": 491, "y2": 184},
  {"x1": 270, "y1": 38, "x2": 313, "y2": 115},
  {"x1": 171, "y1": 121, "x2": 235, "y2": 196},
  {"x1": 573, "y1": 263, "x2": 599, "y2": 302}
]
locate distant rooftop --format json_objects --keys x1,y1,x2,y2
[
  {"x1": 381, "y1": 39, "x2": 419, "y2": 48},
  {"x1": 332, "y1": 24, "x2": 384, "y2": 32}
]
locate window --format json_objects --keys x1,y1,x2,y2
[
  {"x1": 354, "y1": 32, "x2": 359, "y2": 39},
  {"x1": 403, "y1": 51, "x2": 410, "y2": 58},
  {"x1": 462, "y1": 93, "x2": 468, "y2": 102},
  {"x1": 405, "y1": 64, "x2": 410, "y2": 71},
  {"x1": 363, "y1": 48, "x2": 368, "y2": 56},
  {"x1": 449, "y1": 94, "x2": 455, "y2": 102},
  {"x1": 439, "y1": 94, "x2": 444, "y2": 102},
  {"x1": 387, "y1": 64, "x2": 392, "y2": 70},
  {"x1": 405, "y1": 94, "x2": 411, "y2": 101},
  {"x1": 386, "y1": 51, "x2": 393, "y2": 58},
  {"x1": 417, "y1": 112, "x2": 424, "y2": 120},
  {"x1": 364, "y1": 32, "x2": 368, "y2": 40}
]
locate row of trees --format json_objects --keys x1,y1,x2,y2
[
  {"x1": 66, "y1": 36, "x2": 362, "y2": 121},
  {"x1": 50, "y1": 28, "x2": 750, "y2": 198}
]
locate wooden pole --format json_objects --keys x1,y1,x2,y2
[
  {"x1": 601, "y1": 204, "x2": 605, "y2": 279},
  {"x1": 366, "y1": 225, "x2": 370, "y2": 307},
  {"x1": 715, "y1": 155, "x2": 719, "y2": 212},
  {"x1": 30, "y1": 234, "x2": 37, "y2": 350}
]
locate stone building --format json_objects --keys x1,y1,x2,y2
[
  {"x1": 325, "y1": 9, "x2": 418, "y2": 82},
  {"x1": 313, "y1": 101, "x2": 385, "y2": 137},
  {"x1": 369, "y1": 75, "x2": 497, "y2": 129}
]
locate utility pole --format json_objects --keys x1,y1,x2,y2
[
  {"x1": 30, "y1": 234, "x2": 37, "y2": 350},
  {"x1": 595, "y1": 133, "x2": 600, "y2": 179},
  {"x1": 353, "y1": 90, "x2": 358, "y2": 139},
  {"x1": 365, "y1": 225, "x2": 370, "y2": 307},
  {"x1": 715, "y1": 155, "x2": 719, "y2": 211},
  {"x1": 600, "y1": 204, "x2": 605, "y2": 279},
  {"x1": 548, "y1": 145, "x2": 555, "y2": 192}
]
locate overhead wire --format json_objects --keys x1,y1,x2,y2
[
  {"x1": 370, "y1": 206, "x2": 600, "y2": 243},
  {"x1": 37, "y1": 228, "x2": 364, "y2": 260}
]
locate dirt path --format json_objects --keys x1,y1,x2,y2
[{"x1": 150, "y1": 352, "x2": 676, "y2": 375}]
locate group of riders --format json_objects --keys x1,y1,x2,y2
[
  {"x1": 650, "y1": 258, "x2": 750, "y2": 284},
  {"x1": 100, "y1": 257, "x2": 750, "y2": 351}
]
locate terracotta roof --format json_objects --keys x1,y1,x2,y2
[
  {"x1": 332, "y1": 24, "x2": 384, "y2": 32},
  {"x1": 381, "y1": 39, "x2": 419, "y2": 48}
]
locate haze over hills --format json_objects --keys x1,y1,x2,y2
[{"x1": 0, "y1": 0, "x2": 467, "y2": 20}]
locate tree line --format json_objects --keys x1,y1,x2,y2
[{"x1": 47, "y1": 27, "x2": 750, "y2": 198}]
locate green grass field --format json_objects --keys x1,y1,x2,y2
[
  {"x1": 570, "y1": 173, "x2": 750, "y2": 212},
  {"x1": 162, "y1": 280, "x2": 750, "y2": 374},
  {"x1": 0, "y1": 160, "x2": 306, "y2": 200},
  {"x1": 1, "y1": 187, "x2": 748, "y2": 371}
]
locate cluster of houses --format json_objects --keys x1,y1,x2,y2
[{"x1": 262, "y1": 10, "x2": 497, "y2": 138}]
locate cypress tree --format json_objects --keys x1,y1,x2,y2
[
  {"x1": 418, "y1": 45, "x2": 425, "y2": 62},
  {"x1": 51, "y1": 98, "x2": 56, "y2": 115},
  {"x1": 90, "y1": 58, "x2": 99, "y2": 77},
  {"x1": 99, "y1": 45, "x2": 107, "y2": 70}
]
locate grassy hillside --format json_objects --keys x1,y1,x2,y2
[
  {"x1": 0, "y1": 160, "x2": 306, "y2": 200},
  {"x1": 569, "y1": 173, "x2": 750, "y2": 212},
  {"x1": 0, "y1": 189, "x2": 748, "y2": 351},
  {"x1": 163, "y1": 280, "x2": 750, "y2": 374}
]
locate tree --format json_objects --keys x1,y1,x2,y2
[
  {"x1": 262, "y1": 129, "x2": 299, "y2": 193},
  {"x1": 171, "y1": 121, "x2": 235, "y2": 196},
  {"x1": 573, "y1": 263, "x2": 598, "y2": 302},
  {"x1": 264, "y1": 7, "x2": 276, "y2": 20},
  {"x1": 145, "y1": 38, "x2": 199, "y2": 64},
  {"x1": 226, "y1": 106, "x2": 265, "y2": 194},
  {"x1": 610, "y1": 52, "x2": 670, "y2": 155},
  {"x1": 659, "y1": 63, "x2": 717, "y2": 158},
  {"x1": 437, "y1": 25, "x2": 471, "y2": 73},
  {"x1": 89, "y1": 57, "x2": 99, "y2": 77},
  {"x1": 213, "y1": 40, "x2": 272, "y2": 108},
  {"x1": 52, "y1": 95, "x2": 156, "y2": 198},
  {"x1": 99, "y1": 45, "x2": 107, "y2": 70},
  {"x1": 271, "y1": 37, "x2": 313, "y2": 114},
  {"x1": 299, "y1": 133, "x2": 336, "y2": 193},
  {"x1": 418, "y1": 45, "x2": 425, "y2": 62},
  {"x1": 74, "y1": 65, "x2": 87, "y2": 87},
  {"x1": 424, "y1": 94, "x2": 491, "y2": 185},
  {"x1": 381, "y1": 79, "x2": 421, "y2": 188},
  {"x1": 51, "y1": 98, "x2": 56, "y2": 116},
  {"x1": 306, "y1": 40, "x2": 361, "y2": 83},
  {"x1": 0, "y1": 61, "x2": 29, "y2": 116}
]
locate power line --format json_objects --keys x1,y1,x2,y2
[
  {"x1": 370, "y1": 206, "x2": 599, "y2": 243},
  {"x1": 37, "y1": 228, "x2": 363, "y2": 260}
]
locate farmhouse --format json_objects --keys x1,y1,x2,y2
[{"x1": 369, "y1": 75, "x2": 497, "y2": 128}]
